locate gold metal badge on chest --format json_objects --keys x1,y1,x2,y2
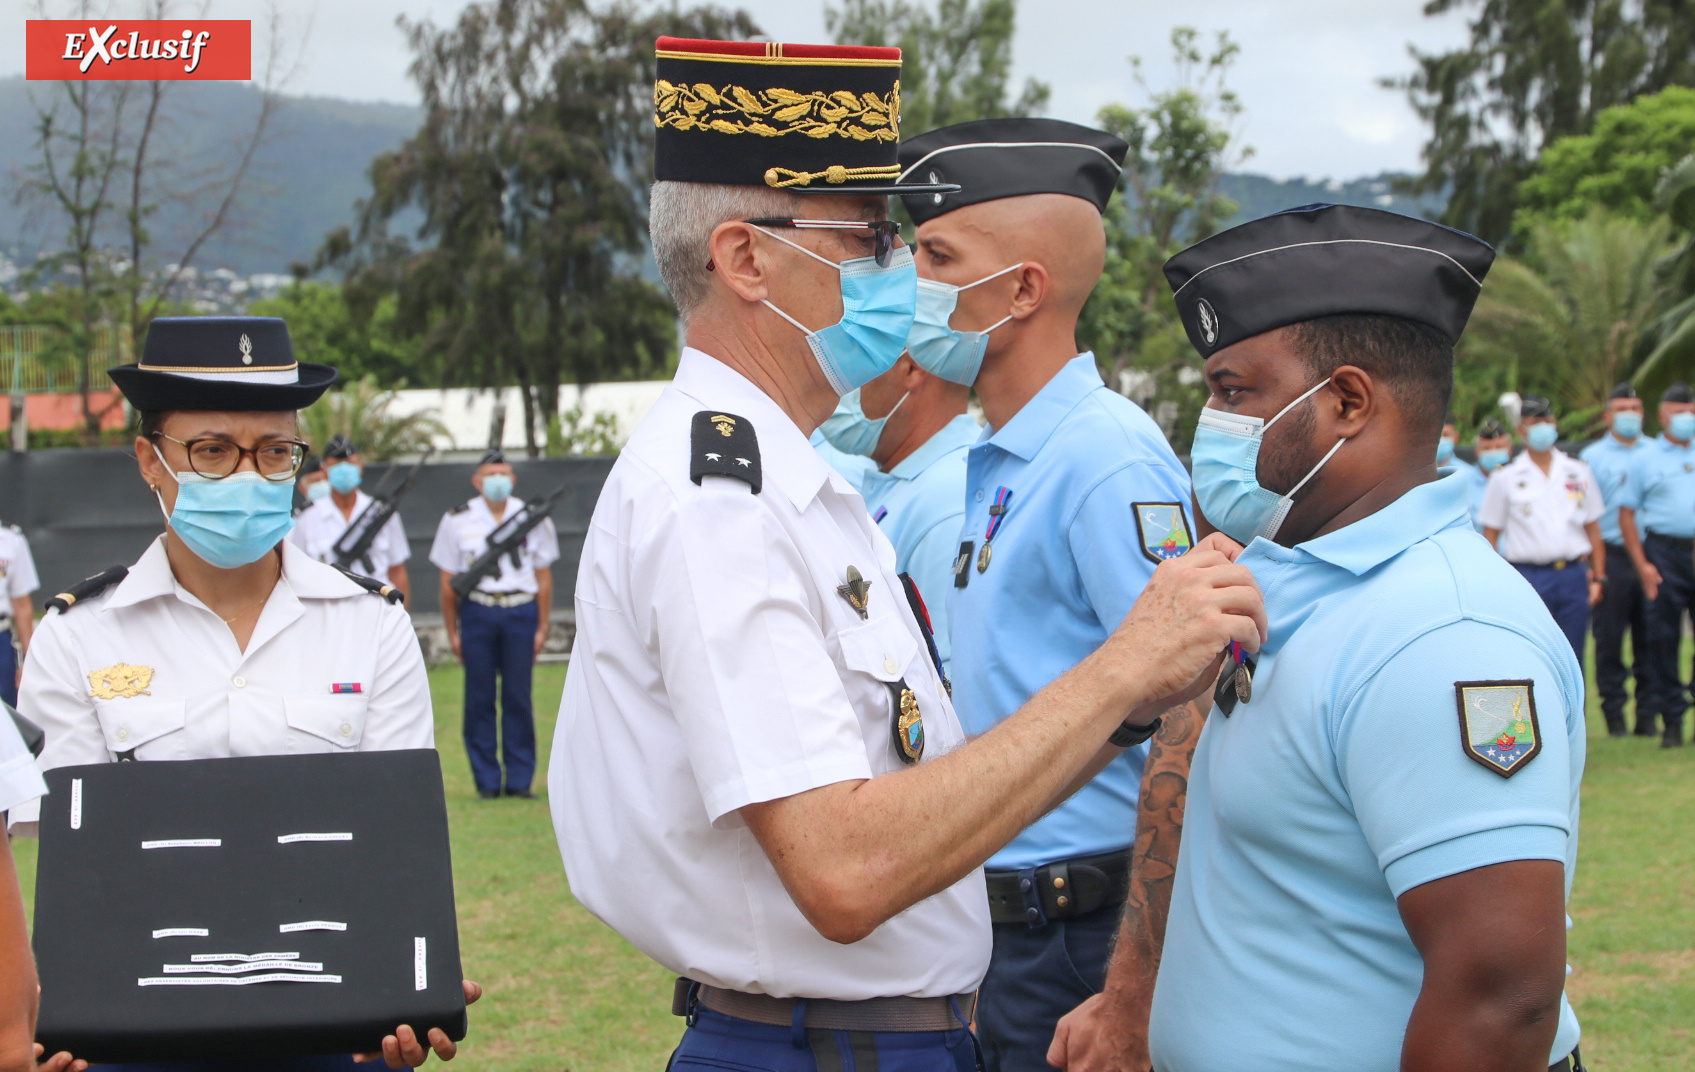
[{"x1": 88, "y1": 663, "x2": 155, "y2": 700}]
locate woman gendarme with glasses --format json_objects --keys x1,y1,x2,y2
[{"x1": 11, "y1": 317, "x2": 477, "y2": 1072}]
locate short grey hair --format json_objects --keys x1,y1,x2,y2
[{"x1": 649, "y1": 181, "x2": 808, "y2": 320}]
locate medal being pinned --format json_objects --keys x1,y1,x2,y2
[{"x1": 978, "y1": 487, "x2": 1012, "y2": 573}]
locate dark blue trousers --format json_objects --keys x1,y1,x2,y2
[
  {"x1": 1592, "y1": 544, "x2": 1649, "y2": 734},
  {"x1": 1641, "y1": 534, "x2": 1695, "y2": 735},
  {"x1": 1513, "y1": 562, "x2": 1590, "y2": 664},
  {"x1": 0, "y1": 628, "x2": 16, "y2": 709},
  {"x1": 669, "y1": 1005, "x2": 979, "y2": 1072},
  {"x1": 459, "y1": 599, "x2": 538, "y2": 794},
  {"x1": 975, "y1": 905, "x2": 1117, "y2": 1072}
]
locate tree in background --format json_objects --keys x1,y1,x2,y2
[
  {"x1": 1392, "y1": 0, "x2": 1695, "y2": 246},
  {"x1": 1516, "y1": 85, "x2": 1695, "y2": 230},
  {"x1": 824, "y1": 0, "x2": 1049, "y2": 136},
  {"x1": 300, "y1": 375, "x2": 450, "y2": 460},
  {"x1": 1078, "y1": 28, "x2": 1249, "y2": 450},
  {"x1": 1462, "y1": 209, "x2": 1671, "y2": 431},
  {"x1": 324, "y1": 0, "x2": 752, "y2": 456},
  {"x1": 1631, "y1": 152, "x2": 1695, "y2": 393},
  {"x1": 247, "y1": 280, "x2": 425, "y2": 386}
]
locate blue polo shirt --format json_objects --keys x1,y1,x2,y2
[
  {"x1": 1620, "y1": 434, "x2": 1695, "y2": 539},
  {"x1": 856, "y1": 414, "x2": 978, "y2": 675},
  {"x1": 1579, "y1": 433, "x2": 1642, "y2": 546},
  {"x1": 947, "y1": 354, "x2": 1192, "y2": 870},
  {"x1": 1148, "y1": 474, "x2": 1584, "y2": 1072},
  {"x1": 809, "y1": 429, "x2": 877, "y2": 487},
  {"x1": 1440, "y1": 456, "x2": 1484, "y2": 530}
]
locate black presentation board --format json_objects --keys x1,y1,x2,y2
[{"x1": 32, "y1": 750, "x2": 467, "y2": 1063}]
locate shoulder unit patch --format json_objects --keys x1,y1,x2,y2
[
  {"x1": 1455, "y1": 680, "x2": 1542, "y2": 777},
  {"x1": 1134, "y1": 502, "x2": 1193, "y2": 564},
  {"x1": 690, "y1": 411, "x2": 761, "y2": 494}
]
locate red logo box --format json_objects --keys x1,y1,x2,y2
[{"x1": 25, "y1": 20, "x2": 251, "y2": 80}]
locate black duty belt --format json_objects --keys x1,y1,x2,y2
[
  {"x1": 984, "y1": 849, "x2": 1129, "y2": 927},
  {"x1": 672, "y1": 978, "x2": 975, "y2": 1032}
]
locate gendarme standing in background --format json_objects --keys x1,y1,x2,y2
[
  {"x1": 0, "y1": 522, "x2": 39, "y2": 709},
  {"x1": 1581, "y1": 383, "x2": 1648, "y2": 737},
  {"x1": 429, "y1": 449, "x2": 557, "y2": 799},
  {"x1": 896, "y1": 119, "x2": 1193, "y2": 1071},
  {"x1": 550, "y1": 36, "x2": 1263, "y2": 1072}
]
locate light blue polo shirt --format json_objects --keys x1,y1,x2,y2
[
  {"x1": 1620, "y1": 433, "x2": 1695, "y2": 539},
  {"x1": 948, "y1": 354, "x2": 1192, "y2": 870},
  {"x1": 1148, "y1": 474, "x2": 1584, "y2": 1072},
  {"x1": 1579, "y1": 433, "x2": 1642, "y2": 545},
  {"x1": 856, "y1": 414, "x2": 978, "y2": 675},
  {"x1": 809, "y1": 429, "x2": 877, "y2": 487}
]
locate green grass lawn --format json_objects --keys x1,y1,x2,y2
[{"x1": 13, "y1": 651, "x2": 1695, "y2": 1070}]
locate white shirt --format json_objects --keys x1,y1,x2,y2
[
  {"x1": 550, "y1": 348, "x2": 990, "y2": 1001},
  {"x1": 10, "y1": 537, "x2": 434, "y2": 830},
  {"x1": 0, "y1": 710, "x2": 45, "y2": 813},
  {"x1": 1479, "y1": 449, "x2": 1604, "y2": 564},
  {"x1": 0, "y1": 525, "x2": 40, "y2": 604},
  {"x1": 428, "y1": 497, "x2": 559, "y2": 595},
  {"x1": 287, "y1": 491, "x2": 411, "y2": 582}
]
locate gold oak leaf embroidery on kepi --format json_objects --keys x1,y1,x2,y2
[{"x1": 654, "y1": 80, "x2": 900, "y2": 142}]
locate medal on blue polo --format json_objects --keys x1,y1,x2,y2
[{"x1": 978, "y1": 486, "x2": 1011, "y2": 573}]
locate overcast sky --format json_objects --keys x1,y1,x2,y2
[{"x1": 3, "y1": 0, "x2": 1474, "y2": 180}]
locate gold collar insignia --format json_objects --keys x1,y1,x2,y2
[{"x1": 88, "y1": 663, "x2": 155, "y2": 700}]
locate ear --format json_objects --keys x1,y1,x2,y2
[
  {"x1": 898, "y1": 354, "x2": 926, "y2": 391},
  {"x1": 707, "y1": 221, "x2": 771, "y2": 304},
  {"x1": 1326, "y1": 365, "x2": 1375, "y2": 438},
  {"x1": 1006, "y1": 262, "x2": 1050, "y2": 320},
  {"x1": 136, "y1": 436, "x2": 164, "y2": 487}
]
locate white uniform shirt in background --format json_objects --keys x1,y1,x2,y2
[
  {"x1": 11, "y1": 537, "x2": 434, "y2": 831},
  {"x1": 288, "y1": 491, "x2": 411, "y2": 582},
  {"x1": 428, "y1": 498, "x2": 559, "y2": 595},
  {"x1": 551, "y1": 348, "x2": 991, "y2": 1001},
  {"x1": 1479, "y1": 450, "x2": 1604, "y2": 564},
  {"x1": 0, "y1": 708, "x2": 44, "y2": 813},
  {"x1": 0, "y1": 525, "x2": 41, "y2": 605}
]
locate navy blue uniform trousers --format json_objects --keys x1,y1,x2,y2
[
  {"x1": 1592, "y1": 544, "x2": 1649, "y2": 733},
  {"x1": 669, "y1": 1006, "x2": 980, "y2": 1072},
  {"x1": 1513, "y1": 563, "x2": 1590, "y2": 665},
  {"x1": 0, "y1": 628, "x2": 16, "y2": 709},
  {"x1": 459, "y1": 599, "x2": 538, "y2": 793},
  {"x1": 1640, "y1": 534, "x2": 1695, "y2": 735},
  {"x1": 976, "y1": 905, "x2": 1116, "y2": 1072}
]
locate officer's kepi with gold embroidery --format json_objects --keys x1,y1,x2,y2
[{"x1": 653, "y1": 37, "x2": 956, "y2": 197}]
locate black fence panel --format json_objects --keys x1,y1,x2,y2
[{"x1": 0, "y1": 450, "x2": 615, "y2": 616}]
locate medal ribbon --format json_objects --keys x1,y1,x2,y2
[{"x1": 984, "y1": 487, "x2": 1012, "y2": 543}]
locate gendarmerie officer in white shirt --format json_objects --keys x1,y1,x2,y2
[
  {"x1": 551, "y1": 36, "x2": 1264, "y2": 1072},
  {"x1": 288, "y1": 434, "x2": 412, "y2": 600},
  {"x1": 0, "y1": 523, "x2": 40, "y2": 708},
  {"x1": 428, "y1": 449, "x2": 557, "y2": 800},
  {"x1": 1480, "y1": 394, "x2": 1605, "y2": 662},
  {"x1": 11, "y1": 316, "x2": 476, "y2": 1072},
  {"x1": 0, "y1": 711, "x2": 73, "y2": 1072}
]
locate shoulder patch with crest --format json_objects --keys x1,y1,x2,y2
[
  {"x1": 1134, "y1": 502, "x2": 1193, "y2": 564},
  {"x1": 690, "y1": 411, "x2": 761, "y2": 494},
  {"x1": 1455, "y1": 680, "x2": 1542, "y2": 777}
]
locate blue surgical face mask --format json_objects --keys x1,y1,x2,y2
[
  {"x1": 304, "y1": 480, "x2": 331, "y2": 503},
  {"x1": 759, "y1": 229, "x2": 917, "y2": 395},
  {"x1": 158, "y1": 470, "x2": 296, "y2": 570},
  {"x1": 1435, "y1": 437, "x2": 1456, "y2": 465},
  {"x1": 1479, "y1": 448, "x2": 1510, "y2": 473},
  {"x1": 481, "y1": 473, "x2": 514, "y2": 503},
  {"x1": 820, "y1": 388, "x2": 910, "y2": 457},
  {"x1": 1611, "y1": 410, "x2": 1642, "y2": 440},
  {"x1": 906, "y1": 263, "x2": 1023, "y2": 385},
  {"x1": 1190, "y1": 379, "x2": 1347, "y2": 545},
  {"x1": 327, "y1": 461, "x2": 361, "y2": 493},
  {"x1": 1670, "y1": 411, "x2": 1695, "y2": 442},
  {"x1": 1525, "y1": 422, "x2": 1559, "y2": 452}
]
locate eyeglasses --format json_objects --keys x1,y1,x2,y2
[
  {"x1": 745, "y1": 218, "x2": 905, "y2": 268},
  {"x1": 150, "y1": 433, "x2": 310, "y2": 482}
]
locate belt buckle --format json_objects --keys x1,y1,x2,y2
[{"x1": 1553, "y1": 559, "x2": 1567, "y2": 570}]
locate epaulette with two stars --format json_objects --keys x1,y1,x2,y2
[
  {"x1": 690, "y1": 411, "x2": 761, "y2": 494},
  {"x1": 45, "y1": 566, "x2": 129, "y2": 613},
  {"x1": 331, "y1": 564, "x2": 406, "y2": 605}
]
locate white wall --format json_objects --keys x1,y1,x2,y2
[{"x1": 383, "y1": 381, "x2": 670, "y2": 454}]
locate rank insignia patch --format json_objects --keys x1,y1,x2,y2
[
  {"x1": 1455, "y1": 680, "x2": 1542, "y2": 777},
  {"x1": 1134, "y1": 503, "x2": 1193, "y2": 564},
  {"x1": 87, "y1": 663, "x2": 155, "y2": 701},
  {"x1": 889, "y1": 680, "x2": 924, "y2": 764}
]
